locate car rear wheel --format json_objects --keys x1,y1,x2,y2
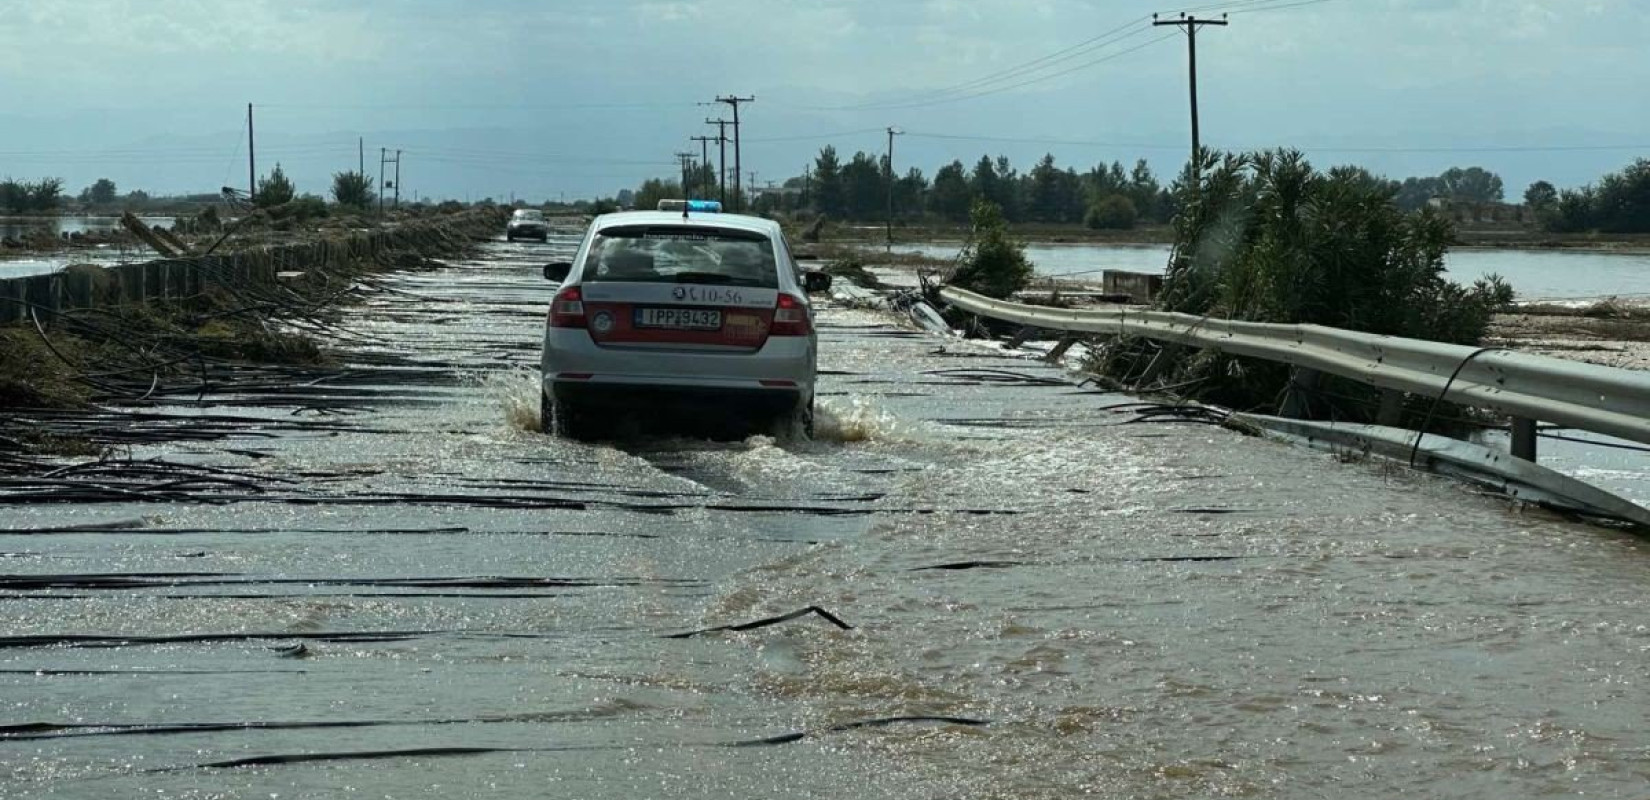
[
  {"x1": 545, "y1": 392, "x2": 607, "y2": 441},
  {"x1": 775, "y1": 397, "x2": 815, "y2": 440}
]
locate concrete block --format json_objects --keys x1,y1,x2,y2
[{"x1": 1102, "y1": 270, "x2": 1164, "y2": 304}]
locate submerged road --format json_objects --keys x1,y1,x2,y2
[{"x1": 3, "y1": 235, "x2": 1648, "y2": 799}]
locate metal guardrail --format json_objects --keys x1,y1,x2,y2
[{"x1": 939, "y1": 285, "x2": 1650, "y2": 453}]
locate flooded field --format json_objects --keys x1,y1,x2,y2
[
  {"x1": 0, "y1": 216, "x2": 174, "y2": 278},
  {"x1": 0, "y1": 215, "x2": 175, "y2": 241},
  {"x1": 4, "y1": 236, "x2": 1648, "y2": 798},
  {"x1": 895, "y1": 241, "x2": 1650, "y2": 301}
]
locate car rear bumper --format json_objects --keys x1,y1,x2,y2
[
  {"x1": 550, "y1": 380, "x2": 802, "y2": 416},
  {"x1": 542, "y1": 329, "x2": 814, "y2": 389}
]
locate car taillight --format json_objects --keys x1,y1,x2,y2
[
  {"x1": 771, "y1": 293, "x2": 811, "y2": 336},
  {"x1": 550, "y1": 286, "x2": 586, "y2": 328}
]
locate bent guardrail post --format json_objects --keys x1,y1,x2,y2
[
  {"x1": 1045, "y1": 335, "x2": 1083, "y2": 363},
  {"x1": 1511, "y1": 417, "x2": 1539, "y2": 462}
]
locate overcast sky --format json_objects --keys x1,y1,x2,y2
[{"x1": 2, "y1": 0, "x2": 1645, "y2": 202}]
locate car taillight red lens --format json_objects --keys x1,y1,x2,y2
[
  {"x1": 771, "y1": 293, "x2": 811, "y2": 336},
  {"x1": 550, "y1": 286, "x2": 586, "y2": 328}
]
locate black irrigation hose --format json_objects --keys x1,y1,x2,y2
[
  {"x1": 665, "y1": 606, "x2": 854, "y2": 639},
  {"x1": 1408, "y1": 347, "x2": 1501, "y2": 467}
]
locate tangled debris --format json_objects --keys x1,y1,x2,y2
[{"x1": 0, "y1": 210, "x2": 504, "y2": 461}]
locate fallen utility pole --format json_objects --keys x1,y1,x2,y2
[{"x1": 1153, "y1": 12, "x2": 1228, "y2": 165}]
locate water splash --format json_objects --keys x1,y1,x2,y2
[
  {"x1": 476, "y1": 367, "x2": 542, "y2": 433},
  {"x1": 814, "y1": 396, "x2": 916, "y2": 444}
]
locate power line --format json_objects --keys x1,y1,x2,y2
[
  {"x1": 743, "y1": 128, "x2": 886, "y2": 144},
  {"x1": 790, "y1": 129, "x2": 1650, "y2": 157},
  {"x1": 783, "y1": 0, "x2": 1292, "y2": 113},
  {"x1": 834, "y1": 17, "x2": 1153, "y2": 111},
  {"x1": 257, "y1": 101, "x2": 699, "y2": 111},
  {"x1": 855, "y1": 33, "x2": 1178, "y2": 111}
]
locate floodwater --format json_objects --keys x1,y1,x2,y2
[
  {"x1": 0, "y1": 216, "x2": 174, "y2": 279},
  {"x1": 896, "y1": 241, "x2": 1650, "y2": 301},
  {"x1": 0, "y1": 215, "x2": 175, "y2": 241},
  {"x1": 4, "y1": 233, "x2": 1649, "y2": 798}
]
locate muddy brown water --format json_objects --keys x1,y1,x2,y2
[{"x1": 3, "y1": 235, "x2": 1648, "y2": 798}]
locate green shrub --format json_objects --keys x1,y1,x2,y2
[
  {"x1": 949, "y1": 199, "x2": 1034, "y2": 299},
  {"x1": 1111, "y1": 149, "x2": 1517, "y2": 419},
  {"x1": 1084, "y1": 194, "x2": 1137, "y2": 229},
  {"x1": 255, "y1": 164, "x2": 296, "y2": 208}
]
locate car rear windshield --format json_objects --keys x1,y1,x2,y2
[
  {"x1": 513, "y1": 210, "x2": 545, "y2": 220},
  {"x1": 580, "y1": 225, "x2": 778, "y2": 288}
]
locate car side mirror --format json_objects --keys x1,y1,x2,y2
[
  {"x1": 543, "y1": 262, "x2": 573, "y2": 282},
  {"x1": 803, "y1": 271, "x2": 833, "y2": 294}
]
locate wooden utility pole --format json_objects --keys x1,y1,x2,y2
[
  {"x1": 714, "y1": 95, "x2": 754, "y2": 211},
  {"x1": 247, "y1": 103, "x2": 257, "y2": 202},
  {"x1": 1153, "y1": 12, "x2": 1228, "y2": 165},
  {"x1": 885, "y1": 127, "x2": 903, "y2": 251},
  {"x1": 705, "y1": 118, "x2": 731, "y2": 205},
  {"x1": 675, "y1": 151, "x2": 695, "y2": 194},
  {"x1": 690, "y1": 135, "x2": 716, "y2": 198}
]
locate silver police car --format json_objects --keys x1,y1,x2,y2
[{"x1": 539, "y1": 201, "x2": 831, "y2": 440}]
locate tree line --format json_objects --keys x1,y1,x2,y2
[
  {"x1": 637, "y1": 149, "x2": 1625, "y2": 234},
  {"x1": 799, "y1": 148, "x2": 1175, "y2": 229},
  {"x1": 1525, "y1": 159, "x2": 1650, "y2": 234},
  {"x1": 0, "y1": 168, "x2": 382, "y2": 216}
]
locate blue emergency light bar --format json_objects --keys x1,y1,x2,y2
[{"x1": 657, "y1": 199, "x2": 722, "y2": 213}]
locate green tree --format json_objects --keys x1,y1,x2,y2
[
  {"x1": 10, "y1": 178, "x2": 64, "y2": 212},
  {"x1": 970, "y1": 156, "x2": 1002, "y2": 214},
  {"x1": 1523, "y1": 180, "x2": 1558, "y2": 212},
  {"x1": 1127, "y1": 159, "x2": 1167, "y2": 222},
  {"x1": 79, "y1": 178, "x2": 118, "y2": 205},
  {"x1": 1438, "y1": 166, "x2": 1504, "y2": 204},
  {"x1": 929, "y1": 160, "x2": 972, "y2": 222},
  {"x1": 633, "y1": 177, "x2": 683, "y2": 211},
  {"x1": 0, "y1": 180, "x2": 21, "y2": 214},
  {"x1": 1593, "y1": 158, "x2": 1650, "y2": 233},
  {"x1": 1394, "y1": 176, "x2": 1442, "y2": 211},
  {"x1": 895, "y1": 166, "x2": 927, "y2": 222},
  {"x1": 812, "y1": 146, "x2": 844, "y2": 218},
  {"x1": 993, "y1": 155, "x2": 1022, "y2": 220},
  {"x1": 255, "y1": 164, "x2": 296, "y2": 208},
  {"x1": 331, "y1": 171, "x2": 375, "y2": 209},
  {"x1": 1029, "y1": 154, "x2": 1083, "y2": 223},
  {"x1": 950, "y1": 199, "x2": 1034, "y2": 299},
  {"x1": 841, "y1": 151, "x2": 883, "y2": 220},
  {"x1": 1537, "y1": 160, "x2": 1650, "y2": 233}
]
